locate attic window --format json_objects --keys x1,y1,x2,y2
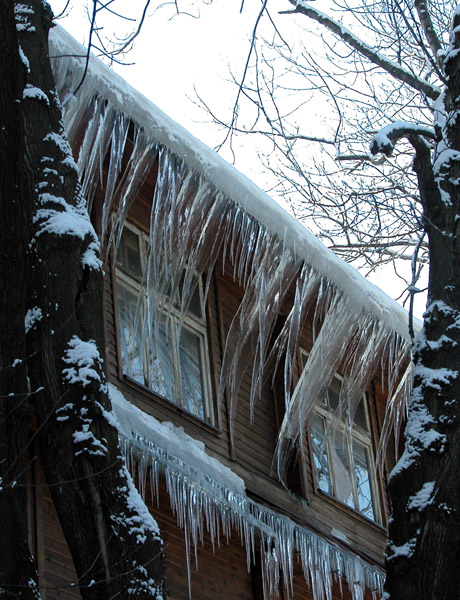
[
  {"x1": 115, "y1": 224, "x2": 214, "y2": 423},
  {"x1": 301, "y1": 353, "x2": 380, "y2": 523}
]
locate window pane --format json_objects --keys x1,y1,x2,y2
[
  {"x1": 353, "y1": 440, "x2": 375, "y2": 520},
  {"x1": 310, "y1": 416, "x2": 331, "y2": 494},
  {"x1": 331, "y1": 432, "x2": 355, "y2": 508},
  {"x1": 116, "y1": 225, "x2": 213, "y2": 424},
  {"x1": 117, "y1": 284, "x2": 145, "y2": 385},
  {"x1": 149, "y1": 318, "x2": 174, "y2": 401},
  {"x1": 326, "y1": 376, "x2": 341, "y2": 411},
  {"x1": 179, "y1": 326, "x2": 206, "y2": 419},
  {"x1": 178, "y1": 272, "x2": 202, "y2": 318},
  {"x1": 118, "y1": 228, "x2": 143, "y2": 278},
  {"x1": 353, "y1": 398, "x2": 368, "y2": 430},
  {"x1": 187, "y1": 282, "x2": 202, "y2": 318}
]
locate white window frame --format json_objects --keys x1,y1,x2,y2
[
  {"x1": 300, "y1": 350, "x2": 381, "y2": 523},
  {"x1": 115, "y1": 223, "x2": 215, "y2": 424}
]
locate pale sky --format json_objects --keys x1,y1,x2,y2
[{"x1": 49, "y1": 1, "x2": 267, "y2": 174}]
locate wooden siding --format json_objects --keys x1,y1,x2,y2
[
  {"x1": 35, "y1": 466, "x2": 258, "y2": 600},
  {"x1": 34, "y1": 462, "x2": 379, "y2": 600},
  {"x1": 146, "y1": 482, "x2": 256, "y2": 600},
  {"x1": 34, "y1": 151, "x2": 399, "y2": 595},
  {"x1": 104, "y1": 241, "x2": 390, "y2": 565},
  {"x1": 34, "y1": 460, "x2": 81, "y2": 600},
  {"x1": 99, "y1": 157, "x2": 393, "y2": 559}
]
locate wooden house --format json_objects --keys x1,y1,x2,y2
[{"x1": 35, "y1": 26, "x2": 414, "y2": 600}]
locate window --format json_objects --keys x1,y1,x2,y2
[
  {"x1": 115, "y1": 224, "x2": 214, "y2": 423},
  {"x1": 301, "y1": 354, "x2": 380, "y2": 522}
]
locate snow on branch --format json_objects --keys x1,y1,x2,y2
[
  {"x1": 62, "y1": 336, "x2": 104, "y2": 389},
  {"x1": 370, "y1": 122, "x2": 435, "y2": 157},
  {"x1": 24, "y1": 306, "x2": 43, "y2": 333},
  {"x1": 284, "y1": 1, "x2": 441, "y2": 100},
  {"x1": 407, "y1": 481, "x2": 436, "y2": 511}
]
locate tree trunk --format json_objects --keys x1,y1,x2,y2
[
  {"x1": 385, "y1": 11, "x2": 460, "y2": 600},
  {"x1": 3, "y1": 1, "x2": 165, "y2": 598},
  {"x1": 0, "y1": 1, "x2": 41, "y2": 597}
]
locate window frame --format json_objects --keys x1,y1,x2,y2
[
  {"x1": 300, "y1": 350, "x2": 382, "y2": 524},
  {"x1": 114, "y1": 222, "x2": 215, "y2": 424}
]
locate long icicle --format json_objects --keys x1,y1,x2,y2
[{"x1": 52, "y1": 34, "x2": 413, "y2": 471}]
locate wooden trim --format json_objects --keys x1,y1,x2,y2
[
  {"x1": 214, "y1": 268, "x2": 236, "y2": 460},
  {"x1": 294, "y1": 346, "x2": 313, "y2": 504},
  {"x1": 109, "y1": 249, "x2": 125, "y2": 384},
  {"x1": 305, "y1": 414, "x2": 321, "y2": 497},
  {"x1": 204, "y1": 268, "x2": 223, "y2": 432},
  {"x1": 118, "y1": 374, "x2": 222, "y2": 435},
  {"x1": 368, "y1": 381, "x2": 390, "y2": 525},
  {"x1": 297, "y1": 437, "x2": 311, "y2": 505}
]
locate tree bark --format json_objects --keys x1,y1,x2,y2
[
  {"x1": 385, "y1": 10, "x2": 460, "y2": 600},
  {"x1": 0, "y1": 1, "x2": 41, "y2": 597},
  {"x1": 2, "y1": 1, "x2": 165, "y2": 598}
]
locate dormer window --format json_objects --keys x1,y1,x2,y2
[
  {"x1": 115, "y1": 224, "x2": 214, "y2": 423},
  {"x1": 301, "y1": 353, "x2": 380, "y2": 523}
]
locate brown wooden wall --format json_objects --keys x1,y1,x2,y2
[
  {"x1": 33, "y1": 460, "x2": 380, "y2": 600},
  {"x1": 34, "y1": 151, "x2": 398, "y2": 597},
  {"x1": 103, "y1": 241, "x2": 391, "y2": 562},
  {"x1": 98, "y1": 153, "x2": 394, "y2": 560},
  {"x1": 35, "y1": 467, "x2": 261, "y2": 600}
]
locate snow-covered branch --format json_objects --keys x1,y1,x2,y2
[
  {"x1": 370, "y1": 121, "x2": 436, "y2": 157},
  {"x1": 414, "y1": 0, "x2": 444, "y2": 67}
]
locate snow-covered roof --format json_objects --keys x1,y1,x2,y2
[{"x1": 50, "y1": 26, "x2": 412, "y2": 343}]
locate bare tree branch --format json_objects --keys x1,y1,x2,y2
[{"x1": 283, "y1": 1, "x2": 441, "y2": 99}]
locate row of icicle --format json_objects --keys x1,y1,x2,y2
[
  {"x1": 53, "y1": 66, "x2": 411, "y2": 469},
  {"x1": 120, "y1": 431, "x2": 384, "y2": 600}
]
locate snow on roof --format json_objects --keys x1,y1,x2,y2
[
  {"x1": 108, "y1": 383, "x2": 245, "y2": 495},
  {"x1": 50, "y1": 26, "x2": 414, "y2": 343}
]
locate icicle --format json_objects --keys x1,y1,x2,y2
[
  {"x1": 116, "y1": 420, "x2": 384, "y2": 600},
  {"x1": 276, "y1": 290, "x2": 358, "y2": 479},
  {"x1": 265, "y1": 262, "x2": 321, "y2": 409},
  {"x1": 275, "y1": 286, "x2": 412, "y2": 483},
  {"x1": 377, "y1": 359, "x2": 413, "y2": 466},
  {"x1": 219, "y1": 230, "x2": 301, "y2": 426},
  {"x1": 102, "y1": 128, "x2": 156, "y2": 258},
  {"x1": 101, "y1": 111, "x2": 130, "y2": 238},
  {"x1": 51, "y1": 30, "x2": 413, "y2": 471}
]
